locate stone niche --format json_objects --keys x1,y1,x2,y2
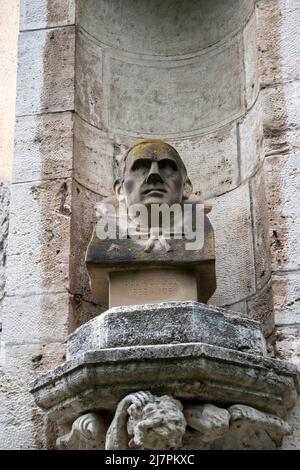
[{"x1": 71, "y1": 0, "x2": 274, "y2": 339}]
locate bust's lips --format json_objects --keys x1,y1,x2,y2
[{"x1": 143, "y1": 188, "x2": 167, "y2": 195}]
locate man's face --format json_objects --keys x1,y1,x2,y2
[{"x1": 120, "y1": 142, "x2": 186, "y2": 207}]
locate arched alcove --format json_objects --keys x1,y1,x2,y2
[{"x1": 71, "y1": 0, "x2": 274, "y2": 338}]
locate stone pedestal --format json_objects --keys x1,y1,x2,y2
[{"x1": 30, "y1": 301, "x2": 299, "y2": 450}]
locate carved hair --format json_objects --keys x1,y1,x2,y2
[{"x1": 127, "y1": 394, "x2": 186, "y2": 450}]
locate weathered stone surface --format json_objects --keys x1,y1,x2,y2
[
  {"x1": 213, "y1": 404, "x2": 291, "y2": 450},
  {"x1": 171, "y1": 124, "x2": 239, "y2": 199},
  {"x1": 184, "y1": 404, "x2": 230, "y2": 443},
  {"x1": 5, "y1": 179, "x2": 71, "y2": 297},
  {"x1": 20, "y1": 0, "x2": 75, "y2": 30},
  {"x1": 262, "y1": 82, "x2": 300, "y2": 157},
  {"x1": 67, "y1": 302, "x2": 266, "y2": 358},
  {"x1": 57, "y1": 413, "x2": 107, "y2": 450},
  {"x1": 13, "y1": 113, "x2": 73, "y2": 183},
  {"x1": 0, "y1": 0, "x2": 19, "y2": 183},
  {"x1": 77, "y1": 0, "x2": 254, "y2": 56},
  {"x1": 0, "y1": 342, "x2": 66, "y2": 450},
  {"x1": 0, "y1": 182, "x2": 9, "y2": 307},
  {"x1": 239, "y1": 97, "x2": 264, "y2": 180},
  {"x1": 247, "y1": 280, "x2": 275, "y2": 338},
  {"x1": 1, "y1": 292, "x2": 69, "y2": 345},
  {"x1": 209, "y1": 183, "x2": 255, "y2": 306},
  {"x1": 30, "y1": 342, "x2": 299, "y2": 424},
  {"x1": 69, "y1": 181, "x2": 102, "y2": 307},
  {"x1": 75, "y1": 32, "x2": 104, "y2": 129},
  {"x1": 16, "y1": 27, "x2": 75, "y2": 116},
  {"x1": 250, "y1": 168, "x2": 272, "y2": 290},
  {"x1": 243, "y1": 11, "x2": 259, "y2": 110},
  {"x1": 73, "y1": 115, "x2": 114, "y2": 196},
  {"x1": 276, "y1": 325, "x2": 300, "y2": 366},
  {"x1": 69, "y1": 294, "x2": 106, "y2": 334},
  {"x1": 257, "y1": 0, "x2": 300, "y2": 86},
  {"x1": 273, "y1": 272, "x2": 300, "y2": 325},
  {"x1": 108, "y1": 39, "x2": 243, "y2": 136},
  {"x1": 265, "y1": 153, "x2": 300, "y2": 272},
  {"x1": 55, "y1": 397, "x2": 290, "y2": 450}
]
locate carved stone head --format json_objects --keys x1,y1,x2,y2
[
  {"x1": 114, "y1": 139, "x2": 193, "y2": 207},
  {"x1": 127, "y1": 394, "x2": 186, "y2": 450}
]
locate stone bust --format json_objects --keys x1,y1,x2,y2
[
  {"x1": 114, "y1": 139, "x2": 193, "y2": 209},
  {"x1": 86, "y1": 139, "x2": 216, "y2": 307}
]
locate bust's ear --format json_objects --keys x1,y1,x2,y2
[
  {"x1": 183, "y1": 177, "x2": 193, "y2": 200},
  {"x1": 114, "y1": 179, "x2": 125, "y2": 201}
]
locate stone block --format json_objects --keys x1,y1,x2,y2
[
  {"x1": 243, "y1": 11, "x2": 259, "y2": 109},
  {"x1": 279, "y1": 0, "x2": 300, "y2": 83},
  {"x1": 262, "y1": 81, "x2": 300, "y2": 157},
  {"x1": 1, "y1": 292, "x2": 69, "y2": 345},
  {"x1": 107, "y1": 38, "x2": 244, "y2": 135},
  {"x1": 16, "y1": 27, "x2": 75, "y2": 116},
  {"x1": 170, "y1": 124, "x2": 239, "y2": 200},
  {"x1": 276, "y1": 325, "x2": 300, "y2": 366},
  {"x1": 20, "y1": 0, "x2": 75, "y2": 30},
  {"x1": 73, "y1": 115, "x2": 114, "y2": 196},
  {"x1": 257, "y1": 0, "x2": 300, "y2": 86},
  {"x1": 75, "y1": 32, "x2": 104, "y2": 129},
  {"x1": 31, "y1": 342, "x2": 298, "y2": 424},
  {"x1": 209, "y1": 183, "x2": 255, "y2": 306},
  {"x1": 0, "y1": 183, "x2": 9, "y2": 301},
  {"x1": 247, "y1": 280, "x2": 275, "y2": 338},
  {"x1": 265, "y1": 153, "x2": 300, "y2": 272},
  {"x1": 109, "y1": 270, "x2": 198, "y2": 308},
  {"x1": 273, "y1": 272, "x2": 300, "y2": 325},
  {"x1": 69, "y1": 181, "x2": 102, "y2": 305},
  {"x1": 0, "y1": 342, "x2": 66, "y2": 449},
  {"x1": 250, "y1": 167, "x2": 272, "y2": 289},
  {"x1": 13, "y1": 112, "x2": 73, "y2": 183},
  {"x1": 239, "y1": 96, "x2": 264, "y2": 180},
  {"x1": 67, "y1": 302, "x2": 266, "y2": 358},
  {"x1": 5, "y1": 179, "x2": 71, "y2": 297}
]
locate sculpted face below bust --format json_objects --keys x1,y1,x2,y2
[{"x1": 114, "y1": 139, "x2": 193, "y2": 207}]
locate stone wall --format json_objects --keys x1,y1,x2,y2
[
  {"x1": 0, "y1": 0, "x2": 75, "y2": 449},
  {"x1": 0, "y1": 0, "x2": 19, "y2": 336},
  {"x1": 0, "y1": 0, "x2": 299, "y2": 449},
  {"x1": 254, "y1": 0, "x2": 300, "y2": 449}
]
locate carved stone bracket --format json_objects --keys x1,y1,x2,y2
[
  {"x1": 30, "y1": 302, "x2": 299, "y2": 451},
  {"x1": 56, "y1": 392, "x2": 291, "y2": 450}
]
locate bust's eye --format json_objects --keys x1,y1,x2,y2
[
  {"x1": 158, "y1": 159, "x2": 178, "y2": 172},
  {"x1": 131, "y1": 159, "x2": 152, "y2": 173}
]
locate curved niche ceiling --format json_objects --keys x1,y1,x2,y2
[
  {"x1": 77, "y1": 0, "x2": 255, "y2": 57},
  {"x1": 76, "y1": 0, "x2": 255, "y2": 136}
]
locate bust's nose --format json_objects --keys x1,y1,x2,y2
[{"x1": 146, "y1": 161, "x2": 164, "y2": 184}]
